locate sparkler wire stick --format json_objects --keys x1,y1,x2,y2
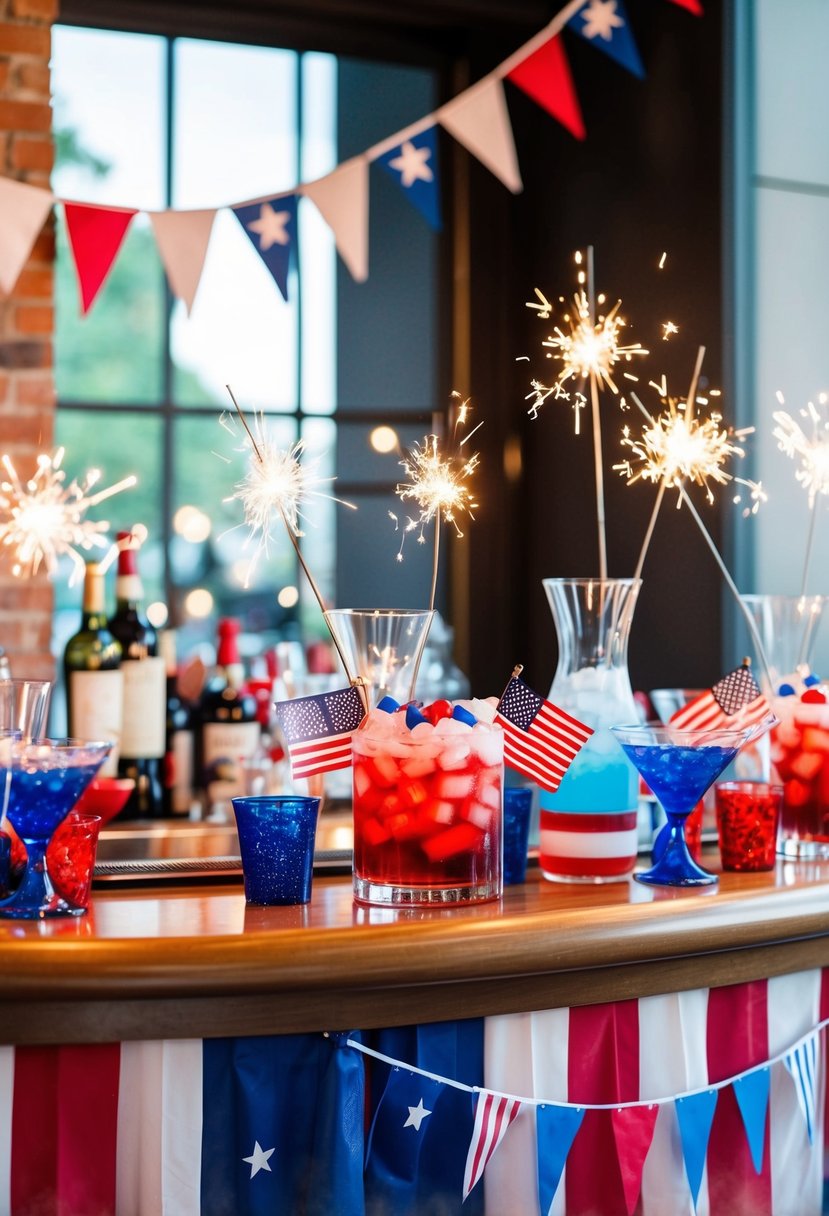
[
  {"x1": 585, "y1": 247, "x2": 608, "y2": 580},
  {"x1": 684, "y1": 345, "x2": 706, "y2": 427},
  {"x1": 225, "y1": 386, "x2": 362, "y2": 702},
  {"x1": 628, "y1": 390, "x2": 773, "y2": 688},
  {"x1": 633, "y1": 477, "x2": 667, "y2": 583},
  {"x1": 800, "y1": 496, "x2": 819, "y2": 601},
  {"x1": 678, "y1": 485, "x2": 774, "y2": 692}
]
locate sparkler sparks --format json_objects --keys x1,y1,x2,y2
[
  {"x1": 615, "y1": 391, "x2": 758, "y2": 507},
  {"x1": 0, "y1": 449, "x2": 136, "y2": 582},
  {"x1": 221, "y1": 409, "x2": 355, "y2": 584},
  {"x1": 392, "y1": 432, "x2": 480, "y2": 549},
  {"x1": 526, "y1": 285, "x2": 648, "y2": 415},
  {"x1": 772, "y1": 394, "x2": 829, "y2": 505}
]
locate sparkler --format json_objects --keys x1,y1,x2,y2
[
  {"x1": 525, "y1": 248, "x2": 648, "y2": 579},
  {"x1": 222, "y1": 386, "x2": 359, "y2": 693},
  {"x1": 615, "y1": 347, "x2": 766, "y2": 582},
  {"x1": 0, "y1": 448, "x2": 136, "y2": 583},
  {"x1": 623, "y1": 383, "x2": 773, "y2": 689},
  {"x1": 391, "y1": 393, "x2": 481, "y2": 613},
  {"x1": 772, "y1": 392, "x2": 829, "y2": 598}
]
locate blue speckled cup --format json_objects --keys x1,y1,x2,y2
[
  {"x1": 503, "y1": 787, "x2": 533, "y2": 885},
  {"x1": 231, "y1": 796, "x2": 321, "y2": 905}
]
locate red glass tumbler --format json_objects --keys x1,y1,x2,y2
[{"x1": 715, "y1": 782, "x2": 782, "y2": 872}]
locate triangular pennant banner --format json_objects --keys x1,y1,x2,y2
[
  {"x1": 149, "y1": 207, "x2": 216, "y2": 315},
  {"x1": 63, "y1": 201, "x2": 137, "y2": 315},
  {"x1": 536, "y1": 1105, "x2": 585, "y2": 1216},
  {"x1": 733, "y1": 1067, "x2": 770, "y2": 1173},
  {"x1": 507, "y1": 35, "x2": 586, "y2": 141},
  {"x1": 568, "y1": 0, "x2": 645, "y2": 80},
  {"x1": 784, "y1": 1035, "x2": 819, "y2": 1144},
  {"x1": 302, "y1": 157, "x2": 370, "y2": 282},
  {"x1": 610, "y1": 1105, "x2": 659, "y2": 1216},
  {"x1": 232, "y1": 194, "x2": 297, "y2": 302},
  {"x1": 439, "y1": 78, "x2": 523, "y2": 194},
  {"x1": 667, "y1": 0, "x2": 703, "y2": 13},
  {"x1": 675, "y1": 1090, "x2": 718, "y2": 1210},
  {"x1": 462, "y1": 1092, "x2": 523, "y2": 1198},
  {"x1": 0, "y1": 177, "x2": 54, "y2": 295},
  {"x1": 377, "y1": 127, "x2": 441, "y2": 231}
]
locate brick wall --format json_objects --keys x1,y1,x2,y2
[{"x1": 0, "y1": 0, "x2": 56, "y2": 681}]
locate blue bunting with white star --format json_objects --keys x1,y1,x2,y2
[
  {"x1": 201, "y1": 1033, "x2": 365, "y2": 1216},
  {"x1": 232, "y1": 194, "x2": 298, "y2": 301},
  {"x1": 377, "y1": 127, "x2": 442, "y2": 231},
  {"x1": 568, "y1": 0, "x2": 645, "y2": 79},
  {"x1": 366, "y1": 1020, "x2": 484, "y2": 1216}
]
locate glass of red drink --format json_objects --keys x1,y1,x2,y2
[
  {"x1": 715, "y1": 781, "x2": 782, "y2": 871},
  {"x1": 352, "y1": 710, "x2": 503, "y2": 905},
  {"x1": 770, "y1": 693, "x2": 829, "y2": 858}
]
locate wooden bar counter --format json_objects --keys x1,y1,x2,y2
[{"x1": 3, "y1": 856, "x2": 829, "y2": 1046}]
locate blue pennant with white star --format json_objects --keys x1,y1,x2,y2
[
  {"x1": 366, "y1": 1021, "x2": 484, "y2": 1215},
  {"x1": 568, "y1": 0, "x2": 644, "y2": 79},
  {"x1": 232, "y1": 194, "x2": 297, "y2": 301},
  {"x1": 377, "y1": 126, "x2": 442, "y2": 231}
]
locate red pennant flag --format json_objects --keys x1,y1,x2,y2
[
  {"x1": 667, "y1": 0, "x2": 703, "y2": 13},
  {"x1": 507, "y1": 35, "x2": 585, "y2": 141},
  {"x1": 610, "y1": 1105, "x2": 659, "y2": 1215},
  {"x1": 63, "y1": 202, "x2": 137, "y2": 315}
]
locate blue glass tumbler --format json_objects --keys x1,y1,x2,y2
[
  {"x1": 231, "y1": 796, "x2": 321, "y2": 905},
  {"x1": 503, "y1": 787, "x2": 533, "y2": 885}
]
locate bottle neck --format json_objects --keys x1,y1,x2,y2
[
  {"x1": 81, "y1": 567, "x2": 108, "y2": 628},
  {"x1": 115, "y1": 574, "x2": 144, "y2": 608}
]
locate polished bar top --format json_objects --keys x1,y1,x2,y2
[{"x1": 2, "y1": 856, "x2": 829, "y2": 1044}]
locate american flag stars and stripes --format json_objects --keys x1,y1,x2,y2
[
  {"x1": 273, "y1": 684, "x2": 365, "y2": 779},
  {"x1": 495, "y1": 675, "x2": 593, "y2": 792},
  {"x1": 669, "y1": 662, "x2": 774, "y2": 733}
]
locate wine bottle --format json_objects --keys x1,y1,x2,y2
[
  {"x1": 198, "y1": 618, "x2": 260, "y2": 810},
  {"x1": 109, "y1": 533, "x2": 165, "y2": 819},
  {"x1": 64, "y1": 560, "x2": 123, "y2": 778},
  {"x1": 160, "y1": 630, "x2": 194, "y2": 818}
]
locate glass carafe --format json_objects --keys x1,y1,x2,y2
[{"x1": 539, "y1": 578, "x2": 641, "y2": 882}]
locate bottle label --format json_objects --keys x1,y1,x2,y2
[
  {"x1": 120, "y1": 657, "x2": 166, "y2": 758},
  {"x1": 69, "y1": 669, "x2": 124, "y2": 777},
  {"x1": 168, "y1": 729, "x2": 194, "y2": 814},
  {"x1": 202, "y1": 721, "x2": 260, "y2": 802}
]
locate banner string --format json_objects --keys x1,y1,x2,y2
[{"x1": 330, "y1": 1017, "x2": 829, "y2": 1111}]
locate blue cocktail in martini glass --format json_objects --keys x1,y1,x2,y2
[
  {"x1": 0, "y1": 737, "x2": 111, "y2": 918},
  {"x1": 611, "y1": 724, "x2": 751, "y2": 886}
]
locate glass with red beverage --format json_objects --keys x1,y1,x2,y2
[
  {"x1": 352, "y1": 703, "x2": 503, "y2": 905},
  {"x1": 770, "y1": 689, "x2": 829, "y2": 857}
]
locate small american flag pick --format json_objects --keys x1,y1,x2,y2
[
  {"x1": 669, "y1": 661, "x2": 774, "y2": 733},
  {"x1": 495, "y1": 674, "x2": 593, "y2": 793},
  {"x1": 273, "y1": 685, "x2": 365, "y2": 779}
]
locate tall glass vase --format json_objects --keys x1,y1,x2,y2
[
  {"x1": 324, "y1": 609, "x2": 435, "y2": 708},
  {"x1": 739, "y1": 593, "x2": 829, "y2": 857},
  {"x1": 539, "y1": 578, "x2": 641, "y2": 882}
]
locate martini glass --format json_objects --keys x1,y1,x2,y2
[
  {"x1": 0, "y1": 738, "x2": 111, "y2": 918},
  {"x1": 611, "y1": 724, "x2": 751, "y2": 886}
]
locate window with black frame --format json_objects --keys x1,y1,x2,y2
[{"x1": 51, "y1": 23, "x2": 442, "y2": 668}]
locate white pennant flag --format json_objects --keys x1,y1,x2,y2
[
  {"x1": 438, "y1": 78, "x2": 523, "y2": 194},
  {"x1": 149, "y1": 208, "x2": 217, "y2": 314},
  {"x1": 0, "y1": 176, "x2": 55, "y2": 294},
  {"x1": 302, "y1": 157, "x2": 369, "y2": 283},
  {"x1": 462, "y1": 1092, "x2": 523, "y2": 1199},
  {"x1": 784, "y1": 1035, "x2": 819, "y2": 1144}
]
